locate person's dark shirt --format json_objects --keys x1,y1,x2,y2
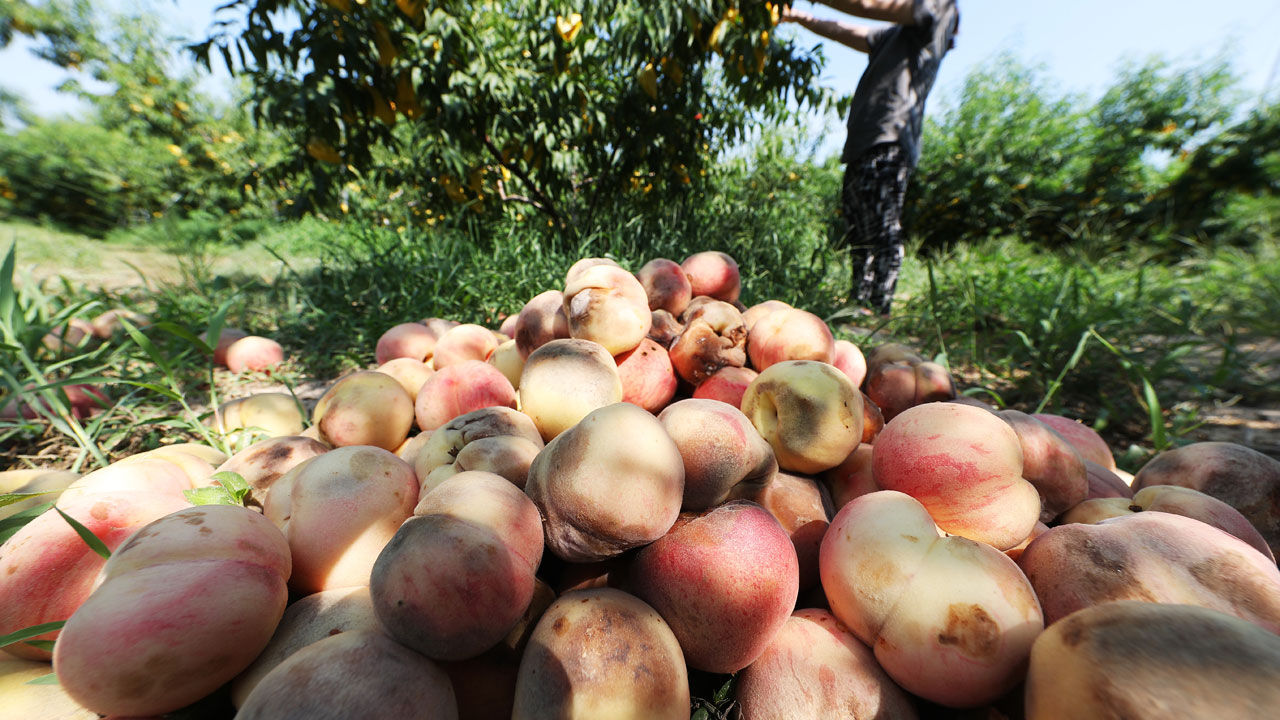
[{"x1": 841, "y1": 0, "x2": 959, "y2": 167}]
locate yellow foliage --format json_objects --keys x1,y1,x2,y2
[
  {"x1": 555, "y1": 13, "x2": 583, "y2": 43},
  {"x1": 708, "y1": 20, "x2": 729, "y2": 54},
  {"x1": 374, "y1": 22, "x2": 398, "y2": 67},
  {"x1": 637, "y1": 62, "x2": 659, "y2": 100},
  {"x1": 306, "y1": 138, "x2": 343, "y2": 164}
]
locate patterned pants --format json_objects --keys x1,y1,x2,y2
[{"x1": 841, "y1": 142, "x2": 911, "y2": 315}]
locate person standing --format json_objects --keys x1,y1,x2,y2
[{"x1": 781, "y1": 0, "x2": 959, "y2": 315}]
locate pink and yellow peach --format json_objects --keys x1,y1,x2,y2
[{"x1": 414, "y1": 360, "x2": 517, "y2": 432}]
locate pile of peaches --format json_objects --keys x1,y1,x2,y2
[{"x1": 3, "y1": 251, "x2": 1280, "y2": 719}]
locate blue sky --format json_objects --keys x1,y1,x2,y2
[{"x1": 4, "y1": 0, "x2": 1278, "y2": 156}]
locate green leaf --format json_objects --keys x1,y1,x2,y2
[
  {"x1": 26, "y1": 672, "x2": 60, "y2": 685},
  {"x1": 0, "y1": 620, "x2": 66, "y2": 649},
  {"x1": 118, "y1": 317, "x2": 173, "y2": 379},
  {"x1": 0, "y1": 242, "x2": 15, "y2": 329},
  {"x1": 0, "y1": 502, "x2": 55, "y2": 544},
  {"x1": 0, "y1": 490, "x2": 60, "y2": 508},
  {"x1": 55, "y1": 507, "x2": 112, "y2": 560},
  {"x1": 25, "y1": 639, "x2": 56, "y2": 652},
  {"x1": 183, "y1": 486, "x2": 239, "y2": 506}
]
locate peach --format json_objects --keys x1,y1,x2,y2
[
  {"x1": 741, "y1": 299, "x2": 791, "y2": 332},
  {"x1": 865, "y1": 342, "x2": 922, "y2": 371},
  {"x1": 213, "y1": 435, "x2": 330, "y2": 510},
  {"x1": 525, "y1": 402, "x2": 684, "y2": 561},
  {"x1": 313, "y1": 370, "x2": 414, "y2": 450},
  {"x1": 0, "y1": 468, "x2": 78, "y2": 512},
  {"x1": 647, "y1": 308, "x2": 685, "y2": 349},
  {"x1": 629, "y1": 501, "x2": 798, "y2": 673},
  {"x1": 0, "y1": 482, "x2": 191, "y2": 660},
  {"x1": 41, "y1": 317, "x2": 94, "y2": 353},
  {"x1": 1132, "y1": 441, "x2": 1280, "y2": 559},
  {"x1": 747, "y1": 307, "x2": 836, "y2": 372},
  {"x1": 374, "y1": 356, "x2": 434, "y2": 399},
  {"x1": 498, "y1": 312, "x2": 519, "y2": 338},
  {"x1": 372, "y1": 472, "x2": 543, "y2": 661},
  {"x1": 517, "y1": 338, "x2": 622, "y2": 441},
  {"x1": 861, "y1": 391, "x2": 886, "y2": 443},
  {"x1": 614, "y1": 337, "x2": 678, "y2": 413},
  {"x1": 487, "y1": 337, "x2": 524, "y2": 389},
  {"x1": 394, "y1": 430, "x2": 431, "y2": 464},
  {"x1": 1085, "y1": 458, "x2": 1134, "y2": 499},
  {"x1": 1004, "y1": 520, "x2": 1050, "y2": 563},
  {"x1": 831, "y1": 338, "x2": 868, "y2": 388},
  {"x1": 821, "y1": 443, "x2": 878, "y2": 511},
  {"x1": 513, "y1": 290, "x2": 570, "y2": 359},
  {"x1": 1, "y1": 383, "x2": 110, "y2": 421},
  {"x1": 53, "y1": 506, "x2": 290, "y2": 717},
  {"x1": 432, "y1": 323, "x2": 501, "y2": 370},
  {"x1": 224, "y1": 335, "x2": 284, "y2": 373},
  {"x1": 88, "y1": 308, "x2": 149, "y2": 339},
  {"x1": 374, "y1": 321, "x2": 441, "y2": 365},
  {"x1": 873, "y1": 402, "x2": 1039, "y2": 550},
  {"x1": 236, "y1": 630, "x2": 457, "y2": 720},
  {"x1": 735, "y1": 609, "x2": 918, "y2": 719},
  {"x1": 563, "y1": 263, "x2": 652, "y2": 355},
  {"x1": 864, "y1": 361, "x2": 917, "y2": 421},
  {"x1": 512, "y1": 588, "x2": 689, "y2": 720},
  {"x1": 820, "y1": 491, "x2": 1044, "y2": 708},
  {"x1": 213, "y1": 392, "x2": 305, "y2": 439},
  {"x1": 564, "y1": 256, "x2": 620, "y2": 282},
  {"x1": 414, "y1": 406, "x2": 544, "y2": 493},
  {"x1": 658, "y1": 398, "x2": 777, "y2": 510},
  {"x1": 669, "y1": 299, "x2": 747, "y2": 385},
  {"x1": 636, "y1": 257, "x2": 693, "y2": 316},
  {"x1": 741, "y1": 360, "x2": 863, "y2": 474},
  {"x1": 206, "y1": 327, "x2": 249, "y2": 366},
  {"x1": 1025, "y1": 602, "x2": 1280, "y2": 720},
  {"x1": 414, "y1": 359, "x2": 517, "y2": 432},
  {"x1": 0, "y1": 657, "x2": 98, "y2": 719},
  {"x1": 1018, "y1": 511, "x2": 1280, "y2": 631},
  {"x1": 681, "y1": 250, "x2": 741, "y2": 302},
  {"x1": 735, "y1": 471, "x2": 833, "y2": 591},
  {"x1": 1062, "y1": 484, "x2": 1274, "y2": 562},
  {"x1": 263, "y1": 446, "x2": 418, "y2": 594},
  {"x1": 999, "y1": 410, "x2": 1089, "y2": 522},
  {"x1": 1032, "y1": 413, "x2": 1115, "y2": 471},
  {"x1": 231, "y1": 586, "x2": 384, "y2": 707},
  {"x1": 692, "y1": 365, "x2": 757, "y2": 408}
]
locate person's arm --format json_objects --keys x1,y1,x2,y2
[
  {"x1": 810, "y1": 0, "x2": 919, "y2": 26},
  {"x1": 779, "y1": 7, "x2": 876, "y2": 53}
]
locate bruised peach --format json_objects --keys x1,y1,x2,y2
[
  {"x1": 374, "y1": 321, "x2": 440, "y2": 365},
  {"x1": 735, "y1": 471, "x2": 833, "y2": 591},
  {"x1": 525, "y1": 403, "x2": 684, "y2": 562},
  {"x1": 517, "y1": 338, "x2": 621, "y2": 441},
  {"x1": 735, "y1": 609, "x2": 917, "y2": 720},
  {"x1": 53, "y1": 506, "x2": 290, "y2": 717},
  {"x1": 1032, "y1": 413, "x2": 1115, "y2": 471},
  {"x1": 414, "y1": 360, "x2": 517, "y2": 432},
  {"x1": 741, "y1": 360, "x2": 863, "y2": 474},
  {"x1": 1025, "y1": 602, "x2": 1280, "y2": 720},
  {"x1": 681, "y1": 250, "x2": 740, "y2": 302},
  {"x1": 433, "y1": 323, "x2": 501, "y2": 370},
  {"x1": 236, "y1": 630, "x2": 457, "y2": 720},
  {"x1": 1018, "y1": 511, "x2": 1280, "y2": 631},
  {"x1": 313, "y1": 370, "x2": 414, "y2": 450},
  {"x1": 629, "y1": 501, "x2": 799, "y2": 673},
  {"x1": 1085, "y1": 459, "x2": 1134, "y2": 499},
  {"x1": 636, "y1": 258, "x2": 693, "y2": 316},
  {"x1": 513, "y1": 290, "x2": 570, "y2": 359},
  {"x1": 512, "y1": 588, "x2": 689, "y2": 720},
  {"x1": 213, "y1": 435, "x2": 329, "y2": 509},
  {"x1": 263, "y1": 446, "x2": 418, "y2": 594},
  {"x1": 669, "y1": 300, "x2": 747, "y2": 385},
  {"x1": 647, "y1": 308, "x2": 685, "y2": 349},
  {"x1": 614, "y1": 337, "x2": 678, "y2": 413},
  {"x1": 873, "y1": 402, "x2": 1039, "y2": 550},
  {"x1": 372, "y1": 472, "x2": 543, "y2": 661},
  {"x1": 563, "y1": 264, "x2": 652, "y2": 355},
  {"x1": 414, "y1": 406, "x2": 544, "y2": 493},
  {"x1": 375, "y1": 357, "x2": 434, "y2": 399},
  {"x1": 1132, "y1": 441, "x2": 1280, "y2": 560},
  {"x1": 999, "y1": 410, "x2": 1089, "y2": 522},
  {"x1": 820, "y1": 491, "x2": 1044, "y2": 708},
  {"x1": 747, "y1": 308, "x2": 835, "y2": 372},
  {"x1": 692, "y1": 365, "x2": 757, "y2": 408},
  {"x1": 658, "y1": 398, "x2": 777, "y2": 510}
]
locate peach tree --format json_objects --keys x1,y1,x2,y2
[{"x1": 194, "y1": 1, "x2": 832, "y2": 230}]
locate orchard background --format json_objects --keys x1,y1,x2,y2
[{"x1": 1, "y1": 0, "x2": 1278, "y2": 472}]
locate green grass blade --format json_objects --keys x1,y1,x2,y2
[
  {"x1": 26, "y1": 673, "x2": 59, "y2": 685},
  {"x1": 0, "y1": 502, "x2": 55, "y2": 544},
  {"x1": 0, "y1": 242, "x2": 15, "y2": 331},
  {"x1": 118, "y1": 316, "x2": 173, "y2": 379},
  {"x1": 0, "y1": 491, "x2": 60, "y2": 508},
  {"x1": 0, "y1": 620, "x2": 66, "y2": 649},
  {"x1": 55, "y1": 507, "x2": 112, "y2": 560}
]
